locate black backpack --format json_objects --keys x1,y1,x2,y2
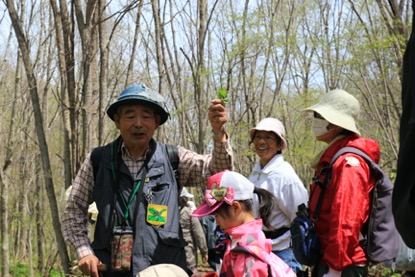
[{"x1": 329, "y1": 147, "x2": 400, "y2": 263}]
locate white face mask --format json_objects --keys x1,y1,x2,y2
[{"x1": 312, "y1": 118, "x2": 330, "y2": 137}]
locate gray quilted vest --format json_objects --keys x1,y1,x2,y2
[{"x1": 90, "y1": 137, "x2": 186, "y2": 276}]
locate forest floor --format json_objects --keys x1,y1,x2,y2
[{"x1": 194, "y1": 259, "x2": 407, "y2": 277}]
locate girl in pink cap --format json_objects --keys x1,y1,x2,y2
[{"x1": 192, "y1": 170, "x2": 295, "y2": 277}]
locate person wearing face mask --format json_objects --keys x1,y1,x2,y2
[
  {"x1": 248, "y1": 118, "x2": 309, "y2": 274},
  {"x1": 304, "y1": 89, "x2": 380, "y2": 277}
]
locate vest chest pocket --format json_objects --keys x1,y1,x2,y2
[
  {"x1": 144, "y1": 163, "x2": 173, "y2": 205},
  {"x1": 142, "y1": 160, "x2": 178, "y2": 228},
  {"x1": 144, "y1": 182, "x2": 171, "y2": 205}
]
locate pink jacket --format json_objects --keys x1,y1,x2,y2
[{"x1": 219, "y1": 219, "x2": 295, "y2": 277}]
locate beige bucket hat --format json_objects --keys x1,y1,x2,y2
[
  {"x1": 304, "y1": 89, "x2": 360, "y2": 135},
  {"x1": 249, "y1": 118, "x2": 287, "y2": 150}
]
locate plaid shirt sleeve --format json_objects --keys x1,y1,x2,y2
[
  {"x1": 178, "y1": 134, "x2": 234, "y2": 191},
  {"x1": 62, "y1": 153, "x2": 95, "y2": 260}
]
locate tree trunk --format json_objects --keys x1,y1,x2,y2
[
  {"x1": 196, "y1": 0, "x2": 208, "y2": 154},
  {"x1": 98, "y1": 0, "x2": 109, "y2": 145},
  {"x1": 150, "y1": 0, "x2": 168, "y2": 142},
  {"x1": 18, "y1": 153, "x2": 28, "y2": 260},
  {"x1": 0, "y1": 33, "x2": 22, "y2": 277},
  {"x1": 35, "y1": 157, "x2": 44, "y2": 274},
  {"x1": 73, "y1": 0, "x2": 99, "y2": 160},
  {"x1": 0, "y1": 172, "x2": 9, "y2": 277},
  {"x1": 125, "y1": 2, "x2": 143, "y2": 87},
  {"x1": 49, "y1": 0, "x2": 74, "y2": 189},
  {"x1": 5, "y1": 0, "x2": 70, "y2": 273}
]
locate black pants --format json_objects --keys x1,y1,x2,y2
[{"x1": 312, "y1": 263, "x2": 368, "y2": 277}]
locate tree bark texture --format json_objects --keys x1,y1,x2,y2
[{"x1": 5, "y1": 0, "x2": 70, "y2": 273}]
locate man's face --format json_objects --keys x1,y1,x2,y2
[{"x1": 114, "y1": 104, "x2": 160, "y2": 153}]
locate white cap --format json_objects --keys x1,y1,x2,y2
[
  {"x1": 180, "y1": 187, "x2": 194, "y2": 198},
  {"x1": 192, "y1": 170, "x2": 254, "y2": 217},
  {"x1": 249, "y1": 118, "x2": 287, "y2": 150}
]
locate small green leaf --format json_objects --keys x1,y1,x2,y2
[{"x1": 217, "y1": 88, "x2": 229, "y2": 103}]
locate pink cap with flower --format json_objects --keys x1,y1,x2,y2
[{"x1": 191, "y1": 170, "x2": 254, "y2": 217}]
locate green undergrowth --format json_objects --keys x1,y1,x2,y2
[{"x1": 9, "y1": 263, "x2": 64, "y2": 277}]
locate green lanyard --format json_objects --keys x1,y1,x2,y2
[
  {"x1": 119, "y1": 180, "x2": 141, "y2": 220},
  {"x1": 110, "y1": 140, "x2": 152, "y2": 222}
]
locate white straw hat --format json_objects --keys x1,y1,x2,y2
[
  {"x1": 304, "y1": 89, "x2": 360, "y2": 135},
  {"x1": 249, "y1": 118, "x2": 287, "y2": 150}
]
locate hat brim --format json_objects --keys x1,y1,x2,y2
[
  {"x1": 304, "y1": 105, "x2": 360, "y2": 135},
  {"x1": 191, "y1": 201, "x2": 224, "y2": 217},
  {"x1": 107, "y1": 98, "x2": 169, "y2": 125}
]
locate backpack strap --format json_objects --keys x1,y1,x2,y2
[
  {"x1": 330, "y1": 146, "x2": 383, "y2": 179},
  {"x1": 165, "y1": 144, "x2": 180, "y2": 188},
  {"x1": 328, "y1": 146, "x2": 382, "y2": 200},
  {"x1": 331, "y1": 147, "x2": 373, "y2": 168},
  {"x1": 311, "y1": 146, "x2": 376, "y2": 221},
  {"x1": 91, "y1": 146, "x2": 105, "y2": 179}
]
